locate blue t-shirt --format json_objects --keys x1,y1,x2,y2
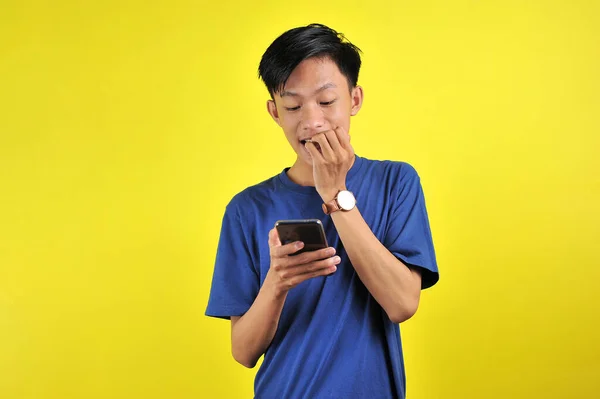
[{"x1": 206, "y1": 155, "x2": 439, "y2": 399}]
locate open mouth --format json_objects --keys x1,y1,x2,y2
[{"x1": 300, "y1": 139, "x2": 322, "y2": 153}]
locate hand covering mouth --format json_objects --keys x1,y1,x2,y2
[{"x1": 300, "y1": 139, "x2": 322, "y2": 153}]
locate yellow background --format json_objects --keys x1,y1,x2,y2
[{"x1": 1, "y1": 0, "x2": 599, "y2": 398}]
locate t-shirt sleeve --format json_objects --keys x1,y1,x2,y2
[
  {"x1": 205, "y1": 203, "x2": 260, "y2": 319},
  {"x1": 383, "y1": 164, "x2": 439, "y2": 289}
]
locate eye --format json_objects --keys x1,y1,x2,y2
[
  {"x1": 320, "y1": 99, "x2": 336, "y2": 106},
  {"x1": 285, "y1": 106, "x2": 301, "y2": 112}
]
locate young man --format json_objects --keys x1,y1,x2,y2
[{"x1": 206, "y1": 23, "x2": 439, "y2": 399}]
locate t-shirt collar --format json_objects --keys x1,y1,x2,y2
[{"x1": 277, "y1": 154, "x2": 366, "y2": 195}]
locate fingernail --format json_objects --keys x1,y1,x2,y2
[
  {"x1": 328, "y1": 248, "x2": 336, "y2": 256},
  {"x1": 296, "y1": 242, "x2": 304, "y2": 249},
  {"x1": 333, "y1": 256, "x2": 341, "y2": 263}
]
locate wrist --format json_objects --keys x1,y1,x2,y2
[
  {"x1": 319, "y1": 186, "x2": 347, "y2": 203},
  {"x1": 321, "y1": 188, "x2": 357, "y2": 215},
  {"x1": 261, "y1": 271, "x2": 289, "y2": 301}
]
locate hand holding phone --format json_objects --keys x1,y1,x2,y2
[{"x1": 265, "y1": 220, "x2": 340, "y2": 297}]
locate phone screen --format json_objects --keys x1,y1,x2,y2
[{"x1": 275, "y1": 219, "x2": 328, "y2": 255}]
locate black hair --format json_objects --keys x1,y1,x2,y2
[{"x1": 258, "y1": 23, "x2": 362, "y2": 97}]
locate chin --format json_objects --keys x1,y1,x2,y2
[
  {"x1": 299, "y1": 154, "x2": 313, "y2": 166},
  {"x1": 295, "y1": 146, "x2": 314, "y2": 166}
]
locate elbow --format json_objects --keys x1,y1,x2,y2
[
  {"x1": 236, "y1": 358, "x2": 257, "y2": 369},
  {"x1": 232, "y1": 346, "x2": 258, "y2": 369},
  {"x1": 389, "y1": 308, "x2": 416, "y2": 324},
  {"x1": 387, "y1": 299, "x2": 420, "y2": 324}
]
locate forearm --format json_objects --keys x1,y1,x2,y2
[
  {"x1": 331, "y1": 207, "x2": 421, "y2": 323},
  {"x1": 231, "y1": 281, "x2": 286, "y2": 368},
  {"x1": 231, "y1": 228, "x2": 338, "y2": 368}
]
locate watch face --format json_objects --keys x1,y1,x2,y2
[{"x1": 337, "y1": 190, "x2": 356, "y2": 210}]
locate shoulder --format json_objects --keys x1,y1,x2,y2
[
  {"x1": 360, "y1": 156, "x2": 420, "y2": 183},
  {"x1": 225, "y1": 174, "x2": 280, "y2": 217}
]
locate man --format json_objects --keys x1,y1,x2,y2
[{"x1": 206, "y1": 23, "x2": 439, "y2": 399}]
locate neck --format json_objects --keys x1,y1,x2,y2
[{"x1": 286, "y1": 158, "x2": 315, "y2": 186}]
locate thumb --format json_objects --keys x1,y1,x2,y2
[{"x1": 268, "y1": 228, "x2": 282, "y2": 248}]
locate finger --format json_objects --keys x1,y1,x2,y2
[
  {"x1": 334, "y1": 126, "x2": 351, "y2": 149},
  {"x1": 270, "y1": 240, "x2": 304, "y2": 258},
  {"x1": 282, "y1": 256, "x2": 341, "y2": 277},
  {"x1": 324, "y1": 129, "x2": 342, "y2": 154},
  {"x1": 268, "y1": 228, "x2": 282, "y2": 248},
  {"x1": 276, "y1": 246, "x2": 336, "y2": 270},
  {"x1": 305, "y1": 140, "x2": 325, "y2": 163},
  {"x1": 311, "y1": 133, "x2": 335, "y2": 161},
  {"x1": 286, "y1": 264, "x2": 338, "y2": 287},
  {"x1": 287, "y1": 246, "x2": 336, "y2": 265}
]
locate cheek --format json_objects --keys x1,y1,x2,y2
[
  {"x1": 279, "y1": 112, "x2": 295, "y2": 125},
  {"x1": 280, "y1": 120, "x2": 299, "y2": 142},
  {"x1": 280, "y1": 122, "x2": 293, "y2": 136},
  {"x1": 325, "y1": 106, "x2": 350, "y2": 126},
  {"x1": 281, "y1": 115, "x2": 303, "y2": 134}
]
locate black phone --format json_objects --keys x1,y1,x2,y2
[{"x1": 274, "y1": 219, "x2": 329, "y2": 256}]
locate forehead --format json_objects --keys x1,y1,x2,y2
[{"x1": 282, "y1": 57, "x2": 347, "y2": 94}]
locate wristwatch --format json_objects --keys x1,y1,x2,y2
[{"x1": 322, "y1": 190, "x2": 357, "y2": 215}]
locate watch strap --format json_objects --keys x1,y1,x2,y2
[{"x1": 322, "y1": 198, "x2": 341, "y2": 215}]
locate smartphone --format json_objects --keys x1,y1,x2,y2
[{"x1": 274, "y1": 219, "x2": 329, "y2": 256}]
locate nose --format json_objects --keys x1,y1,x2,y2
[{"x1": 301, "y1": 104, "x2": 325, "y2": 132}]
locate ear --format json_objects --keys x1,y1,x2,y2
[
  {"x1": 350, "y1": 85, "x2": 364, "y2": 116},
  {"x1": 267, "y1": 99, "x2": 282, "y2": 127}
]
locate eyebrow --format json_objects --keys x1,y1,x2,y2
[{"x1": 280, "y1": 82, "x2": 337, "y2": 98}]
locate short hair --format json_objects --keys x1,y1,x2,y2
[{"x1": 258, "y1": 23, "x2": 362, "y2": 97}]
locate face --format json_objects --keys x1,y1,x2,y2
[{"x1": 267, "y1": 57, "x2": 363, "y2": 166}]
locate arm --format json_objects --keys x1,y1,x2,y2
[
  {"x1": 230, "y1": 229, "x2": 339, "y2": 368},
  {"x1": 330, "y1": 207, "x2": 422, "y2": 323},
  {"x1": 230, "y1": 287, "x2": 286, "y2": 368},
  {"x1": 307, "y1": 128, "x2": 423, "y2": 323}
]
